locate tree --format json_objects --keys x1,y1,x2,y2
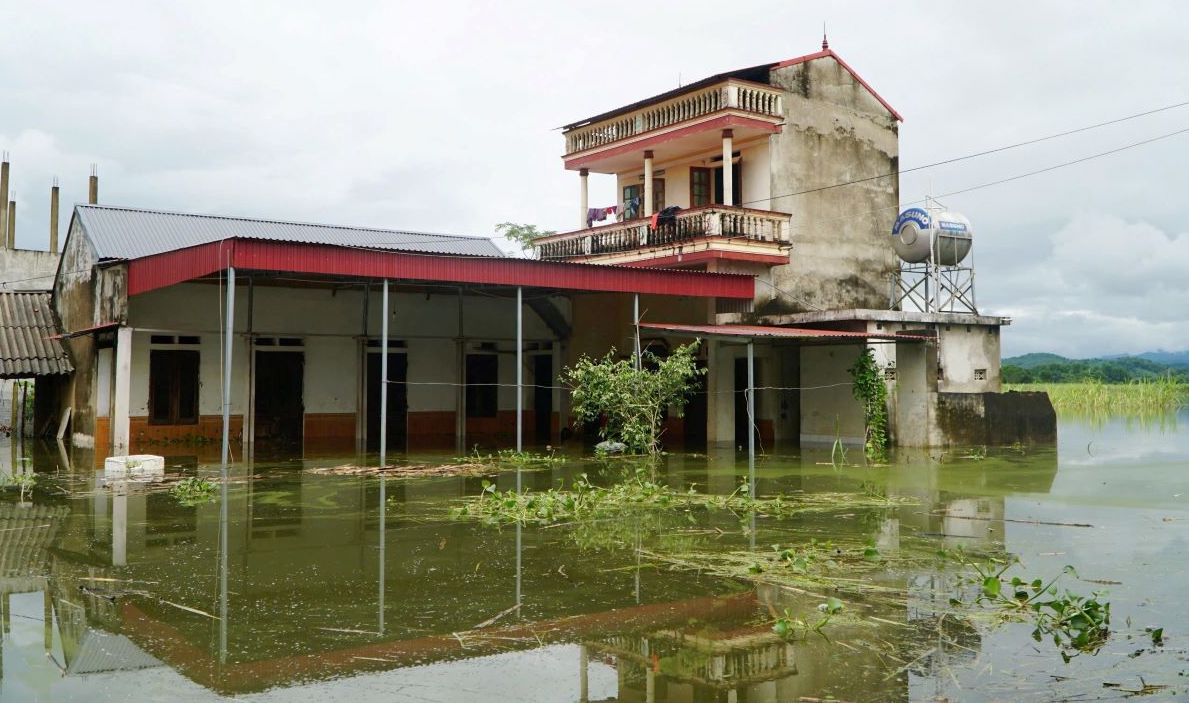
[
  {"x1": 496, "y1": 222, "x2": 555, "y2": 253},
  {"x1": 563, "y1": 341, "x2": 704, "y2": 455}
]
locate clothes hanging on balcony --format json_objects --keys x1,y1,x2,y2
[
  {"x1": 586, "y1": 205, "x2": 619, "y2": 228},
  {"x1": 649, "y1": 205, "x2": 681, "y2": 231},
  {"x1": 622, "y1": 197, "x2": 640, "y2": 220}
]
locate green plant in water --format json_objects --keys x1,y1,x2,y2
[
  {"x1": 563, "y1": 340, "x2": 704, "y2": 455},
  {"x1": 0, "y1": 473, "x2": 36, "y2": 502},
  {"x1": 848, "y1": 348, "x2": 889, "y2": 462},
  {"x1": 462, "y1": 448, "x2": 567, "y2": 468},
  {"x1": 170, "y1": 477, "x2": 218, "y2": 506},
  {"x1": 772, "y1": 597, "x2": 844, "y2": 639},
  {"x1": 963, "y1": 560, "x2": 1111, "y2": 662}
]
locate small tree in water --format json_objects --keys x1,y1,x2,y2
[
  {"x1": 564, "y1": 341, "x2": 704, "y2": 455},
  {"x1": 849, "y1": 347, "x2": 890, "y2": 462}
]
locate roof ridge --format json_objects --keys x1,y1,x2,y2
[{"x1": 76, "y1": 203, "x2": 491, "y2": 242}]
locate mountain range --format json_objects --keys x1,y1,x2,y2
[{"x1": 1002, "y1": 351, "x2": 1189, "y2": 383}]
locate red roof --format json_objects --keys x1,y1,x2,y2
[
  {"x1": 125, "y1": 238, "x2": 755, "y2": 300},
  {"x1": 640, "y1": 322, "x2": 932, "y2": 342}
]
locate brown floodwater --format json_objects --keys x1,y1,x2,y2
[{"x1": 1, "y1": 412, "x2": 1188, "y2": 702}]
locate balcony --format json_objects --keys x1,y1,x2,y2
[
  {"x1": 535, "y1": 206, "x2": 791, "y2": 267},
  {"x1": 563, "y1": 80, "x2": 785, "y2": 172}
]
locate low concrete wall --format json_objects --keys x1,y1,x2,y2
[{"x1": 934, "y1": 391, "x2": 1056, "y2": 447}]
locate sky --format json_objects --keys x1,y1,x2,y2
[{"x1": 0, "y1": 1, "x2": 1186, "y2": 358}]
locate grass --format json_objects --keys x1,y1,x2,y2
[
  {"x1": 169, "y1": 477, "x2": 218, "y2": 506},
  {"x1": 1008, "y1": 378, "x2": 1189, "y2": 417}
]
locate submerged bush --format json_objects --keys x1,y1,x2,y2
[{"x1": 170, "y1": 477, "x2": 218, "y2": 506}]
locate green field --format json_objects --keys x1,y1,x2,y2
[{"x1": 1007, "y1": 378, "x2": 1189, "y2": 416}]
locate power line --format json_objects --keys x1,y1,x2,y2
[{"x1": 746, "y1": 98, "x2": 1189, "y2": 208}]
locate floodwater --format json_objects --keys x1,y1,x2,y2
[{"x1": 1, "y1": 413, "x2": 1188, "y2": 702}]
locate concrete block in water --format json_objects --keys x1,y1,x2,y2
[{"x1": 104, "y1": 454, "x2": 165, "y2": 478}]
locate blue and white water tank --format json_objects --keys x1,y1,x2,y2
[{"x1": 891, "y1": 207, "x2": 973, "y2": 265}]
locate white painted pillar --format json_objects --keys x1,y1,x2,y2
[
  {"x1": 722, "y1": 129, "x2": 734, "y2": 206},
  {"x1": 112, "y1": 326, "x2": 132, "y2": 455},
  {"x1": 643, "y1": 150, "x2": 654, "y2": 215},
  {"x1": 579, "y1": 168, "x2": 589, "y2": 228}
]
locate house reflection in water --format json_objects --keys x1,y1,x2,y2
[{"x1": 4, "y1": 449, "x2": 1058, "y2": 701}]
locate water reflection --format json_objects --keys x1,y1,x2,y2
[{"x1": 4, "y1": 428, "x2": 1188, "y2": 701}]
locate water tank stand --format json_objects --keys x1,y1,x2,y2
[{"x1": 891, "y1": 262, "x2": 978, "y2": 315}]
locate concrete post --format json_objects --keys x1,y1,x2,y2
[
  {"x1": 579, "y1": 168, "x2": 589, "y2": 229},
  {"x1": 0, "y1": 159, "x2": 8, "y2": 249},
  {"x1": 516, "y1": 287, "x2": 523, "y2": 458},
  {"x1": 643, "y1": 150, "x2": 654, "y2": 216},
  {"x1": 6, "y1": 200, "x2": 15, "y2": 249},
  {"x1": 721, "y1": 130, "x2": 734, "y2": 207},
  {"x1": 88, "y1": 165, "x2": 98, "y2": 205},
  {"x1": 112, "y1": 326, "x2": 133, "y2": 455},
  {"x1": 747, "y1": 340, "x2": 755, "y2": 498},
  {"x1": 220, "y1": 267, "x2": 235, "y2": 469},
  {"x1": 49, "y1": 180, "x2": 60, "y2": 253}
]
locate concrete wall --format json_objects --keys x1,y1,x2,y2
[
  {"x1": 765, "y1": 56, "x2": 900, "y2": 313},
  {"x1": 798, "y1": 344, "x2": 865, "y2": 445},
  {"x1": 937, "y1": 324, "x2": 1001, "y2": 393},
  {"x1": 0, "y1": 248, "x2": 59, "y2": 292}
]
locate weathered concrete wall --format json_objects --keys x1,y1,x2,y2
[
  {"x1": 52, "y1": 217, "x2": 108, "y2": 448},
  {"x1": 0, "y1": 248, "x2": 59, "y2": 291},
  {"x1": 937, "y1": 324, "x2": 1001, "y2": 393},
  {"x1": 799, "y1": 344, "x2": 865, "y2": 445},
  {"x1": 765, "y1": 57, "x2": 899, "y2": 313},
  {"x1": 933, "y1": 391, "x2": 1056, "y2": 447}
]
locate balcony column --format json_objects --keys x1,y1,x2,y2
[
  {"x1": 578, "y1": 168, "x2": 589, "y2": 229},
  {"x1": 721, "y1": 129, "x2": 734, "y2": 207},
  {"x1": 643, "y1": 150, "x2": 654, "y2": 216}
]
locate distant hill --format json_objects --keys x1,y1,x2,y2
[
  {"x1": 1003, "y1": 353, "x2": 1071, "y2": 369},
  {"x1": 1002, "y1": 352, "x2": 1189, "y2": 384}
]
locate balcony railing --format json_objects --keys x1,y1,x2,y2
[
  {"x1": 564, "y1": 79, "x2": 784, "y2": 155},
  {"x1": 535, "y1": 206, "x2": 791, "y2": 261}
]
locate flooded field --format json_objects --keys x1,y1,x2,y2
[{"x1": 1, "y1": 413, "x2": 1187, "y2": 702}]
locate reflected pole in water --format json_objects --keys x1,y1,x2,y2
[
  {"x1": 747, "y1": 341, "x2": 755, "y2": 498},
  {"x1": 515, "y1": 521, "x2": 522, "y2": 616},
  {"x1": 219, "y1": 263, "x2": 235, "y2": 665},
  {"x1": 379, "y1": 279, "x2": 389, "y2": 633},
  {"x1": 579, "y1": 644, "x2": 589, "y2": 703}
]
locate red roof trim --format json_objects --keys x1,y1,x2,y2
[
  {"x1": 641, "y1": 322, "x2": 932, "y2": 342},
  {"x1": 564, "y1": 114, "x2": 781, "y2": 171},
  {"x1": 125, "y1": 238, "x2": 755, "y2": 300},
  {"x1": 773, "y1": 49, "x2": 903, "y2": 122},
  {"x1": 616, "y1": 249, "x2": 788, "y2": 268}
]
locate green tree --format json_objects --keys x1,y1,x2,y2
[
  {"x1": 563, "y1": 341, "x2": 705, "y2": 455},
  {"x1": 495, "y1": 222, "x2": 555, "y2": 252}
]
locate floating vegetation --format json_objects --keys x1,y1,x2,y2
[
  {"x1": 463, "y1": 448, "x2": 567, "y2": 469},
  {"x1": 772, "y1": 596, "x2": 844, "y2": 639},
  {"x1": 1008, "y1": 378, "x2": 1188, "y2": 417},
  {"x1": 169, "y1": 477, "x2": 218, "y2": 506},
  {"x1": 963, "y1": 560, "x2": 1112, "y2": 662},
  {"x1": 450, "y1": 471, "x2": 916, "y2": 525},
  {"x1": 307, "y1": 462, "x2": 488, "y2": 478}
]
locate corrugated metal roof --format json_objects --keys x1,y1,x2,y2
[
  {"x1": 67, "y1": 629, "x2": 164, "y2": 676},
  {"x1": 0, "y1": 292, "x2": 74, "y2": 377},
  {"x1": 76, "y1": 204, "x2": 505, "y2": 261},
  {"x1": 640, "y1": 322, "x2": 933, "y2": 342}
]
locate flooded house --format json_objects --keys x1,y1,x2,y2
[{"x1": 10, "y1": 45, "x2": 1053, "y2": 462}]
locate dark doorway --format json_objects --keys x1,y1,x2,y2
[
  {"x1": 713, "y1": 162, "x2": 743, "y2": 207},
  {"x1": 366, "y1": 352, "x2": 408, "y2": 453},
  {"x1": 684, "y1": 360, "x2": 708, "y2": 450},
  {"x1": 734, "y1": 357, "x2": 759, "y2": 448},
  {"x1": 533, "y1": 355, "x2": 553, "y2": 444},
  {"x1": 254, "y1": 351, "x2": 304, "y2": 451}
]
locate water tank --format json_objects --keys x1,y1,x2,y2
[{"x1": 891, "y1": 208, "x2": 973, "y2": 265}]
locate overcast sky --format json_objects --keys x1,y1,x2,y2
[{"x1": 1, "y1": 1, "x2": 1186, "y2": 358}]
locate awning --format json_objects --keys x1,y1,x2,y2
[{"x1": 640, "y1": 322, "x2": 934, "y2": 343}]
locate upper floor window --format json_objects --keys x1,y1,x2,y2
[{"x1": 690, "y1": 168, "x2": 712, "y2": 207}]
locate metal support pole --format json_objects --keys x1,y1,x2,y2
[
  {"x1": 380, "y1": 279, "x2": 389, "y2": 468},
  {"x1": 747, "y1": 341, "x2": 755, "y2": 498},
  {"x1": 219, "y1": 264, "x2": 234, "y2": 664},
  {"x1": 516, "y1": 287, "x2": 523, "y2": 457},
  {"x1": 633, "y1": 294, "x2": 642, "y2": 370}
]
